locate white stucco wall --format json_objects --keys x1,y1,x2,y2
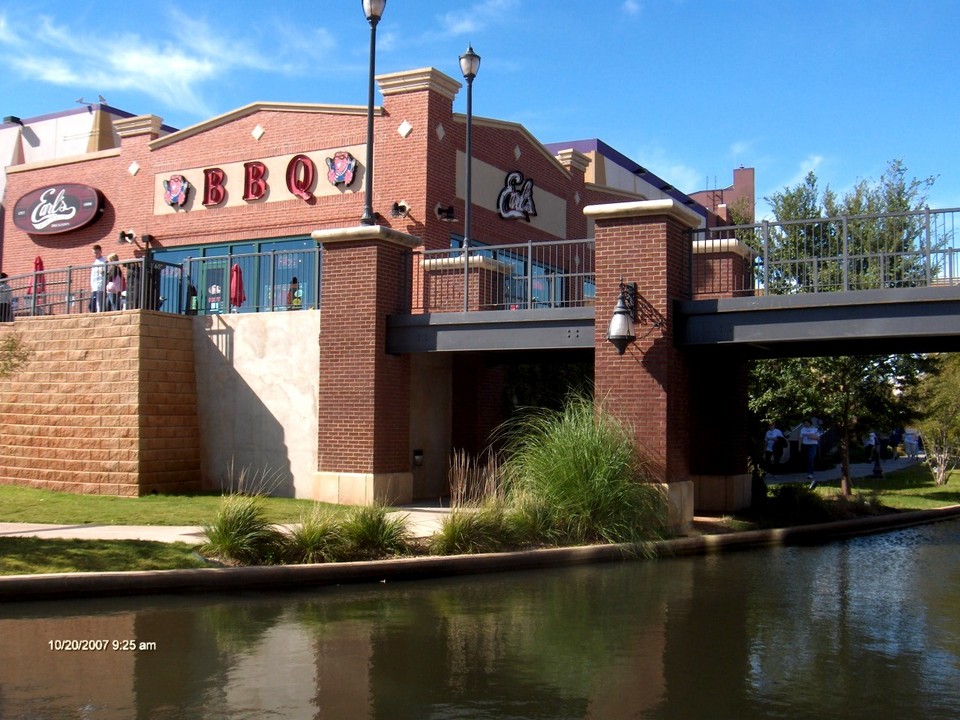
[{"x1": 192, "y1": 310, "x2": 320, "y2": 498}]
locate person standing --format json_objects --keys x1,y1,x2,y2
[
  {"x1": 904, "y1": 426, "x2": 920, "y2": 460},
  {"x1": 286, "y1": 276, "x2": 302, "y2": 310},
  {"x1": 800, "y1": 418, "x2": 821, "y2": 488},
  {"x1": 0, "y1": 273, "x2": 12, "y2": 322},
  {"x1": 89, "y1": 244, "x2": 106, "y2": 312},
  {"x1": 105, "y1": 253, "x2": 125, "y2": 311},
  {"x1": 763, "y1": 421, "x2": 786, "y2": 476}
]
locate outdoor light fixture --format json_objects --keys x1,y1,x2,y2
[
  {"x1": 118, "y1": 230, "x2": 135, "y2": 244},
  {"x1": 459, "y1": 43, "x2": 480, "y2": 312},
  {"x1": 391, "y1": 200, "x2": 410, "y2": 218},
  {"x1": 435, "y1": 204, "x2": 456, "y2": 222},
  {"x1": 3, "y1": 115, "x2": 23, "y2": 126},
  {"x1": 140, "y1": 234, "x2": 154, "y2": 247},
  {"x1": 606, "y1": 278, "x2": 637, "y2": 355},
  {"x1": 359, "y1": 0, "x2": 386, "y2": 225}
]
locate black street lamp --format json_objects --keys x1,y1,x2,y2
[
  {"x1": 459, "y1": 43, "x2": 480, "y2": 311},
  {"x1": 606, "y1": 279, "x2": 637, "y2": 355},
  {"x1": 360, "y1": 0, "x2": 386, "y2": 226}
]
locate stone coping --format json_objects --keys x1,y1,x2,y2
[{"x1": 1, "y1": 505, "x2": 958, "y2": 602}]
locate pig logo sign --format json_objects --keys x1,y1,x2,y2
[
  {"x1": 163, "y1": 174, "x2": 190, "y2": 207},
  {"x1": 326, "y1": 151, "x2": 358, "y2": 187}
]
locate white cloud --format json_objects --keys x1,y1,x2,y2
[
  {"x1": 438, "y1": 0, "x2": 520, "y2": 37},
  {"x1": 622, "y1": 1, "x2": 642, "y2": 16}
]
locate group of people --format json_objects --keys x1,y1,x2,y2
[
  {"x1": 89, "y1": 244, "x2": 126, "y2": 312},
  {"x1": 764, "y1": 419, "x2": 923, "y2": 489},
  {"x1": 763, "y1": 418, "x2": 822, "y2": 488},
  {"x1": 0, "y1": 272, "x2": 12, "y2": 322}
]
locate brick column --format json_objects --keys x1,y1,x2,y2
[
  {"x1": 312, "y1": 225, "x2": 420, "y2": 505},
  {"x1": 585, "y1": 199, "x2": 701, "y2": 530}
]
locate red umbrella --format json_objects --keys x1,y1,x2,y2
[
  {"x1": 229, "y1": 263, "x2": 245, "y2": 308},
  {"x1": 31, "y1": 256, "x2": 46, "y2": 314},
  {"x1": 33, "y1": 256, "x2": 46, "y2": 295}
]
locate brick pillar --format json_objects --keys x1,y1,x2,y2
[
  {"x1": 585, "y1": 199, "x2": 701, "y2": 530},
  {"x1": 312, "y1": 225, "x2": 420, "y2": 505}
]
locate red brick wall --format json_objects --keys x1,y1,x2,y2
[
  {"x1": 317, "y1": 236, "x2": 410, "y2": 475},
  {"x1": 593, "y1": 214, "x2": 692, "y2": 483},
  {"x1": 0, "y1": 312, "x2": 200, "y2": 495}
]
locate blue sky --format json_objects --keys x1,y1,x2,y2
[{"x1": 2, "y1": 0, "x2": 959, "y2": 217}]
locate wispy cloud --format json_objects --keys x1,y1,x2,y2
[
  {"x1": 0, "y1": 10, "x2": 343, "y2": 118},
  {"x1": 622, "y1": 1, "x2": 643, "y2": 16},
  {"x1": 438, "y1": 0, "x2": 520, "y2": 37}
]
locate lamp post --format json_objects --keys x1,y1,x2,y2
[
  {"x1": 360, "y1": 0, "x2": 386, "y2": 226},
  {"x1": 459, "y1": 43, "x2": 480, "y2": 311}
]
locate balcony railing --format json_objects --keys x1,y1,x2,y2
[
  {"x1": 1, "y1": 258, "x2": 183, "y2": 317},
  {"x1": 405, "y1": 239, "x2": 596, "y2": 313},
  {"x1": 689, "y1": 206, "x2": 960, "y2": 297}
]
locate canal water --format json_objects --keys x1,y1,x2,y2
[{"x1": 2, "y1": 519, "x2": 958, "y2": 719}]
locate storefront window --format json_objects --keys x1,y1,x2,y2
[{"x1": 152, "y1": 237, "x2": 319, "y2": 314}]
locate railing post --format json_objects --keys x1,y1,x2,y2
[
  {"x1": 462, "y1": 244, "x2": 469, "y2": 313},
  {"x1": 842, "y1": 215, "x2": 849, "y2": 291},
  {"x1": 526, "y1": 238, "x2": 534, "y2": 309},
  {"x1": 761, "y1": 220, "x2": 769, "y2": 293},
  {"x1": 924, "y1": 206, "x2": 932, "y2": 285}
]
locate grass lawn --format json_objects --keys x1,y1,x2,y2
[
  {"x1": 0, "y1": 486, "x2": 330, "y2": 525},
  {"x1": 816, "y1": 463, "x2": 960, "y2": 510},
  {"x1": 0, "y1": 538, "x2": 208, "y2": 575}
]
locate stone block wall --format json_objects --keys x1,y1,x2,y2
[{"x1": 0, "y1": 311, "x2": 200, "y2": 496}]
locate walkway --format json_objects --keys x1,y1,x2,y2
[{"x1": 0, "y1": 504, "x2": 450, "y2": 545}]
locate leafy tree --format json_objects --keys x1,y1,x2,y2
[
  {"x1": 749, "y1": 160, "x2": 936, "y2": 495},
  {"x1": 916, "y1": 353, "x2": 960, "y2": 485}
]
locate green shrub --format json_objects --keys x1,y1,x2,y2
[
  {"x1": 283, "y1": 506, "x2": 345, "y2": 564},
  {"x1": 498, "y1": 395, "x2": 667, "y2": 545},
  {"x1": 763, "y1": 483, "x2": 832, "y2": 526},
  {"x1": 201, "y1": 494, "x2": 286, "y2": 565},
  {"x1": 340, "y1": 504, "x2": 411, "y2": 559}
]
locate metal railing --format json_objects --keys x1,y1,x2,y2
[
  {"x1": 689, "y1": 206, "x2": 960, "y2": 296},
  {"x1": 1, "y1": 258, "x2": 183, "y2": 317},
  {"x1": 406, "y1": 238, "x2": 596, "y2": 313}
]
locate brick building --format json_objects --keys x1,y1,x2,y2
[{"x1": 1, "y1": 67, "x2": 753, "y2": 523}]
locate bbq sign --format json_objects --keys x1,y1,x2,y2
[{"x1": 13, "y1": 184, "x2": 103, "y2": 234}]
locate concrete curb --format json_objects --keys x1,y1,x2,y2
[{"x1": 2, "y1": 505, "x2": 959, "y2": 602}]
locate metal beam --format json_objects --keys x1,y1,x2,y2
[
  {"x1": 676, "y1": 285, "x2": 960, "y2": 357},
  {"x1": 386, "y1": 307, "x2": 595, "y2": 353}
]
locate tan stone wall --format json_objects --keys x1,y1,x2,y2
[{"x1": 0, "y1": 311, "x2": 200, "y2": 495}]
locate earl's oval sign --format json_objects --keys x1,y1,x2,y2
[{"x1": 13, "y1": 184, "x2": 102, "y2": 234}]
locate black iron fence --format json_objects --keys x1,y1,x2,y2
[
  {"x1": 689, "y1": 206, "x2": 960, "y2": 296},
  {"x1": 1, "y1": 258, "x2": 183, "y2": 317},
  {"x1": 406, "y1": 238, "x2": 596, "y2": 313},
  {"x1": 4, "y1": 208, "x2": 958, "y2": 321}
]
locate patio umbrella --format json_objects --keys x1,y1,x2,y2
[
  {"x1": 229, "y1": 263, "x2": 245, "y2": 308},
  {"x1": 32, "y1": 256, "x2": 46, "y2": 314}
]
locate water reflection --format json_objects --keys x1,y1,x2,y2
[{"x1": 1, "y1": 520, "x2": 958, "y2": 719}]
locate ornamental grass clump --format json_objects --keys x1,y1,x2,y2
[
  {"x1": 498, "y1": 394, "x2": 667, "y2": 546},
  {"x1": 430, "y1": 505, "x2": 513, "y2": 555},
  {"x1": 283, "y1": 506, "x2": 345, "y2": 564},
  {"x1": 340, "y1": 504, "x2": 411, "y2": 560},
  {"x1": 201, "y1": 494, "x2": 286, "y2": 565}
]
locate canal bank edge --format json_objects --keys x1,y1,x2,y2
[{"x1": 3, "y1": 505, "x2": 960, "y2": 602}]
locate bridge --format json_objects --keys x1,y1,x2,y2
[{"x1": 386, "y1": 206, "x2": 960, "y2": 356}]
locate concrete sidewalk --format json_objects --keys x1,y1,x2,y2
[
  {"x1": 0, "y1": 504, "x2": 450, "y2": 545},
  {"x1": 764, "y1": 455, "x2": 923, "y2": 486}
]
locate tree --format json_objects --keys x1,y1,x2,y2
[
  {"x1": 916, "y1": 354, "x2": 960, "y2": 486},
  {"x1": 749, "y1": 160, "x2": 936, "y2": 495}
]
